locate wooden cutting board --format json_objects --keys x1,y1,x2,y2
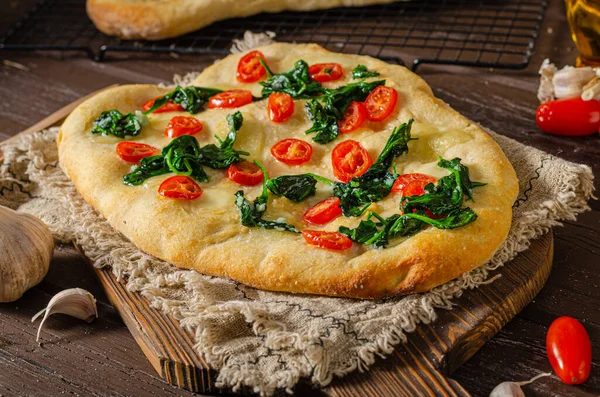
[{"x1": 0, "y1": 91, "x2": 554, "y2": 396}]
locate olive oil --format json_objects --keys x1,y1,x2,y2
[{"x1": 565, "y1": 0, "x2": 600, "y2": 66}]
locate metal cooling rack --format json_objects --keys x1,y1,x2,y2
[{"x1": 0, "y1": 0, "x2": 548, "y2": 71}]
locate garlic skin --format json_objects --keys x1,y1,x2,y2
[
  {"x1": 0, "y1": 205, "x2": 54, "y2": 302},
  {"x1": 32, "y1": 288, "x2": 98, "y2": 342}
]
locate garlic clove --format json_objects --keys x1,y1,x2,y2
[
  {"x1": 489, "y1": 372, "x2": 552, "y2": 397},
  {"x1": 0, "y1": 205, "x2": 54, "y2": 302},
  {"x1": 31, "y1": 288, "x2": 98, "y2": 342},
  {"x1": 581, "y1": 77, "x2": 600, "y2": 101},
  {"x1": 552, "y1": 66, "x2": 596, "y2": 99}
]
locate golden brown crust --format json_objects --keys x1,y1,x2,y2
[
  {"x1": 86, "y1": 0, "x2": 400, "y2": 40},
  {"x1": 58, "y1": 43, "x2": 518, "y2": 299}
]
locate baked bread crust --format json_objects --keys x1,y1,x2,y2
[
  {"x1": 86, "y1": 0, "x2": 400, "y2": 40},
  {"x1": 58, "y1": 43, "x2": 518, "y2": 298}
]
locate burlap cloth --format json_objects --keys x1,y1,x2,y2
[{"x1": 0, "y1": 55, "x2": 594, "y2": 395}]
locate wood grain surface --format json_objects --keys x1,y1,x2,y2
[{"x1": 0, "y1": 0, "x2": 598, "y2": 396}]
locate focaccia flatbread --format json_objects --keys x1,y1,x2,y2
[
  {"x1": 58, "y1": 43, "x2": 518, "y2": 298},
  {"x1": 87, "y1": 0, "x2": 401, "y2": 40}
]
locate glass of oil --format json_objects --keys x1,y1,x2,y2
[{"x1": 565, "y1": 0, "x2": 600, "y2": 66}]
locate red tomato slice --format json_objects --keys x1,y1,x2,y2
[
  {"x1": 158, "y1": 176, "x2": 202, "y2": 200},
  {"x1": 271, "y1": 139, "x2": 313, "y2": 165},
  {"x1": 116, "y1": 142, "x2": 159, "y2": 163},
  {"x1": 536, "y1": 98, "x2": 600, "y2": 136},
  {"x1": 392, "y1": 173, "x2": 437, "y2": 196},
  {"x1": 226, "y1": 161, "x2": 264, "y2": 186},
  {"x1": 142, "y1": 97, "x2": 184, "y2": 113},
  {"x1": 302, "y1": 230, "x2": 352, "y2": 251},
  {"x1": 208, "y1": 90, "x2": 253, "y2": 109},
  {"x1": 331, "y1": 140, "x2": 373, "y2": 183},
  {"x1": 237, "y1": 50, "x2": 267, "y2": 83},
  {"x1": 364, "y1": 86, "x2": 398, "y2": 121},
  {"x1": 267, "y1": 92, "x2": 294, "y2": 123},
  {"x1": 338, "y1": 101, "x2": 367, "y2": 133},
  {"x1": 302, "y1": 197, "x2": 342, "y2": 225},
  {"x1": 165, "y1": 116, "x2": 203, "y2": 138},
  {"x1": 308, "y1": 63, "x2": 344, "y2": 82},
  {"x1": 547, "y1": 316, "x2": 592, "y2": 385}
]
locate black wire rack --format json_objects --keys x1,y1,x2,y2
[{"x1": 0, "y1": 0, "x2": 548, "y2": 71}]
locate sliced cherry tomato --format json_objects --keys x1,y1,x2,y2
[
  {"x1": 141, "y1": 97, "x2": 184, "y2": 113},
  {"x1": 165, "y1": 116, "x2": 203, "y2": 138},
  {"x1": 331, "y1": 140, "x2": 373, "y2": 183},
  {"x1": 308, "y1": 63, "x2": 344, "y2": 83},
  {"x1": 116, "y1": 142, "x2": 159, "y2": 163},
  {"x1": 226, "y1": 161, "x2": 264, "y2": 186},
  {"x1": 237, "y1": 50, "x2": 267, "y2": 83},
  {"x1": 364, "y1": 86, "x2": 398, "y2": 121},
  {"x1": 536, "y1": 98, "x2": 600, "y2": 136},
  {"x1": 158, "y1": 176, "x2": 202, "y2": 200},
  {"x1": 302, "y1": 197, "x2": 342, "y2": 225},
  {"x1": 267, "y1": 92, "x2": 294, "y2": 123},
  {"x1": 392, "y1": 173, "x2": 437, "y2": 196},
  {"x1": 546, "y1": 316, "x2": 592, "y2": 385},
  {"x1": 338, "y1": 101, "x2": 367, "y2": 133},
  {"x1": 208, "y1": 90, "x2": 253, "y2": 109},
  {"x1": 302, "y1": 230, "x2": 352, "y2": 251},
  {"x1": 271, "y1": 138, "x2": 313, "y2": 165}
]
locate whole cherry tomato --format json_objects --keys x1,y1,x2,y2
[
  {"x1": 226, "y1": 161, "x2": 264, "y2": 186},
  {"x1": 338, "y1": 101, "x2": 367, "y2": 133},
  {"x1": 331, "y1": 140, "x2": 373, "y2": 182},
  {"x1": 271, "y1": 138, "x2": 313, "y2": 165},
  {"x1": 141, "y1": 97, "x2": 184, "y2": 113},
  {"x1": 267, "y1": 92, "x2": 294, "y2": 123},
  {"x1": 301, "y1": 230, "x2": 352, "y2": 251},
  {"x1": 165, "y1": 116, "x2": 203, "y2": 138},
  {"x1": 116, "y1": 142, "x2": 159, "y2": 163},
  {"x1": 158, "y1": 176, "x2": 203, "y2": 200},
  {"x1": 546, "y1": 316, "x2": 592, "y2": 384},
  {"x1": 309, "y1": 63, "x2": 344, "y2": 82},
  {"x1": 302, "y1": 197, "x2": 342, "y2": 225},
  {"x1": 364, "y1": 86, "x2": 398, "y2": 121},
  {"x1": 208, "y1": 90, "x2": 253, "y2": 109},
  {"x1": 536, "y1": 98, "x2": 600, "y2": 136},
  {"x1": 237, "y1": 50, "x2": 267, "y2": 83}
]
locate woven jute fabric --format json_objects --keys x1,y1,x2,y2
[{"x1": 0, "y1": 126, "x2": 593, "y2": 395}]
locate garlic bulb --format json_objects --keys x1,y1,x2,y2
[
  {"x1": 32, "y1": 288, "x2": 98, "y2": 342},
  {"x1": 0, "y1": 205, "x2": 54, "y2": 302},
  {"x1": 489, "y1": 372, "x2": 552, "y2": 397},
  {"x1": 552, "y1": 66, "x2": 596, "y2": 99}
]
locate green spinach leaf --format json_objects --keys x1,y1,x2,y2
[
  {"x1": 333, "y1": 119, "x2": 415, "y2": 216},
  {"x1": 351, "y1": 65, "x2": 381, "y2": 79},
  {"x1": 123, "y1": 155, "x2": 169, "y2": 186},
  {"x1": 266, "y1": 174, "x2": 318, "y2": 202},
  {"x1": 144, "y1": 86, "x2": 223, "y2": 115},
  {"x1": 162, "y1": 135, "x2": 209, "y2": 183},
  {"x1": 92, "y1": 110, "x2": 146, "y2": 138},
  {"x1": 305, "y1": 80, "x2": 385, "y2": 144},
  {"x1": 198, "y1": 111, "x2": 249, "y2": 169},
  {"x1": 260, "y1": 60, "x2": 323, "y2": 98},
  {"x1": 235, "y1": 161, "x2": 299, "y2": 232}
]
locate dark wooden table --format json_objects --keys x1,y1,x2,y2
[{"x1": 1, "y1": 1, "x2": 598, "y2": 396}]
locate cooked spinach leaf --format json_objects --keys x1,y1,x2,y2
[
  {"x1": 333, "y1": 119, "x2": 415, "y2": 216},
  {"x1": 339, "y1": 157, "x2": 484, "y2": 248},
  {"x1": 92, "y1": 110, "x2": 146, "y2": 138},
  {"x1": 162, "y1": 135, "x2": 209, "y2": 183},
  {"x1": 351, "y1": 64, "x2": 381, "y2": 79},
  {"x1": 235, "y1": 161, "x2": 299, "y2": 232},
  {"x1": 266, "y1": 174, "x2": 318, "y2": 202},
  {"x1": 305, "y1": 80, "x2": 385, "y2": 144},
  {"x1": 260, "y1": 60, "x2": 323, "y2": 98},
  {"x1": 198, "y1": 111, "x2": 249, "y2": 169},
  {"x1": 123, "y1": 155, "x2": 169, "y2": 186},
  {"x1": 144, "y1": 86, "x2": 223, "y2": 114},
  {"x1": 401, "y1": 157, "x2": 486, "y2": 216}
]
